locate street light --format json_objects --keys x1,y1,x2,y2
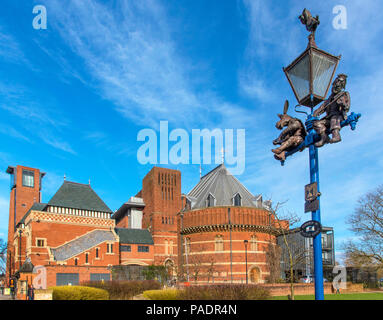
[
  {"x1": 244, "y1": 240, "x2": 248, "y2": 284},
  {"x1": 272, "y1": 8, "x2": 361, "y2": 301},
  {"x1": 283, "y1": 36, "x2": 340, "y2": 108}
]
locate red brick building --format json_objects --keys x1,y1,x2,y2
[
  {"x1": 178, "y1": 164, "x2": 286, "y2": 284},
  {"x1": 5, "y1": 164, "x2": 287, "y2": 288}
]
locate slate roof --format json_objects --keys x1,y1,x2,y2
[
  {"x1": 187, "y1": 164, "x2": 262, "y2": 209},
  {"x1": 48, "y1": 181, "x2": 112, "y2": 213},
  {"x1": 18, "y1": 202, "x2": 48, "y2": 226},
  {"x1": 115, "y1": 228, "x2": 154, "y2": 245},
  {"x1": 51, "y1": 230, "x2": 116, "y2": 261}
]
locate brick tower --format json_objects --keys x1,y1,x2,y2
[
  {"x1": 140, "y1": 167, "x2": 181, "y2": 273},
  {"x1": 5, "y1": 165, "x2": 45, "y2": 279}
]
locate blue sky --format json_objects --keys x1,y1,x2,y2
[{"x1": 1, "y1": 0, "x2": 383, "y2": 262}]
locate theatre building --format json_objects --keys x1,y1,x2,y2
[
  {"x1": 179, "y1": 164, "x2": 286, "y2": 284},
  {"x1": 5, "y1": 163, "x2": 287, "y2": 287}
]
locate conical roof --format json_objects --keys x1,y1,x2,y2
[{"x1": 187, "y1": 164, "x2": 262, "y2": 209}]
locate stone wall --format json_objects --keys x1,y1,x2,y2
[
  {"x1": 261, "y1": 282, "x2": 364, "y2": 296},
  {"x1": 34, "y1": 289, "x2": 53, "y2": 300}
]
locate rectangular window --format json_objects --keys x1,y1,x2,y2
[
  {"x1": 107, "y1": 243, "x2": 113, "y2": 253},
  {"x1": 22, "y1": 170, "x2": 34, "y2": 188},
  {"x1": 56, "y1": 273, "x2": 79, "y2": 286},
  {"x1": 138, "y1": 246, "x2": 149, "y2": 252},
  {"x1": 85, "y1": 253, "x2": 89, "y2": 264},
  {"x1": 120, "y1": 245, "x2": 131, "y2": 252},
  {"x1": 36, "y1": 239, "x2": 45, "y2": 247},
  {"x1": 90, "y1": 273, "x2": 110, "y2": 282},
  {"x1": 95, "y1": 248, "x2": 99, "y2": 258}
]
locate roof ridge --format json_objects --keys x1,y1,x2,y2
[
  {"x1": 200, "y1": 163, "x2": 224, "y2": 180},
  {"x1": 63, "y1": 180, "x2": 91, "y2": 187}
]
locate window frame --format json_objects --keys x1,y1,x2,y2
[
  {"x1": 233, "y1": 193, "x2": 242, "y2": 206},
  {"x1": 36, "y1": 238, "x2": 46, "y2": 248},
  {"x1": 206, "y1": 193, "x2": 216, "y2": 208},
  {"x1": 138, "y1": 245, "x2": 149, "y2": 253},
  {"x1": 22, "y1": 170, "x2": 35, "y2": 188},
  {"x1": 120, "y1": 245, "x2": 131, "y2": 252}
]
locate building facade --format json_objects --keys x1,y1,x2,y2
[
  {"x1": 277, "y1": 226, "x2": 335, "y2": 280},
  {"x1": 5, "y1": 163, "x2": 291, "y2": 287}
]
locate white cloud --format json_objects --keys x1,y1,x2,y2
[
  {"x1": 0, "y1": 123, "x2": 30, "y2": 142},
  {"x1": 0, "y1": 83, "x2": 76, "y2": 155},
  {"x1": 44, "y1": 0, "x2": 251, "y2": 131}
]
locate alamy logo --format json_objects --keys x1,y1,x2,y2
[
  {"x1": 332, "y1": 5, "x2": 347, "y2": 30},
  {"x1": 137, "y1": 121, "x2": 246, "y2": 175},
  {"x1": 32, "y1": 265, "x2": 47, "y2": 289},
  {"x1": 32, "y1": 5, "x2": 47, "y2": 30},
  {"x1": 332, "y1": 265, "x2": 347, "y2": 290}
]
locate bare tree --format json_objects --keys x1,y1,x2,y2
[
  {"x1": 270, "y1": 202, "x2": 308, "y2": 300},
  {"x1": 205, "y1": 255, "x2": 216, "y2": 283},
  {"x1": 0, "y1": 239, "x2": 7, "y2": 275},
  {"x1": 265, "y1": 242, "x2": 282, "y2": 283},
  {"x1": 343, "y1": 186, "x2": 383, "y2": 270}
]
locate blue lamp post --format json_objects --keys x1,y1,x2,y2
[{"x1": 272, "y1": 9, "x2": 361, "y2": 300}]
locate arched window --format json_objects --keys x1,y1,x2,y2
[
  {"x1": 206, "y1": 194, "x2": 215, "y2": 207},
  {"x1": 215, "y1": 235, "x2": 224, "y2": 251},
  {"x1": 233, "y1": 193, "x2": 242, "y2": 206}
]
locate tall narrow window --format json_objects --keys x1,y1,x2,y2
[
  {"x1": 95, "y1": 248, "x2": 99, "y2": 258},
  {"x1": 215, "y1": 235, "x2": 224, "y2": 251},
  {"x1": 22, "y1": 170, "x2": 34, "y2": 188},
  {"x1": 85, "y1": 253, "x2": 89, "y2": 264},
  {"x1": 206, "y1": 194, "x2": 215, "y2": 207},
  {"x1": 170, "y1": 240, "x2": 173, "y2": 255},
  {"x1": 250, "y1": 235, "x2": 257, "y2": 251},
  {"x1": 233, "y1": 193, "x2": 242, "y2": 206},
  {"x1": 165, "y1": 240, "x2": 169, "y2": 255},
  {"x1": 185, "y1": 238, "x2": 191, "y2": 253},
  {"x1": 74, "y1": 258, "x2": 78, "y2": 266}
]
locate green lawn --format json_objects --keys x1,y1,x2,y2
[{"x1": 272, "y1": 292, "x2": 383, "y2": 300}]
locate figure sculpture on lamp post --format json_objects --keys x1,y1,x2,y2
[
  {"x1": 313, "y1": 74, "x2": 350, "y2": 147},
  {"x1": 272, "y1": 100, "x2": 307, "y2": 161}
]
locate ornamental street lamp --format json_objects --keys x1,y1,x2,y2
[
  {"x1": 272, "y1": 8, "x2": 362, "y2": 300},
  {"x1": 283, "y1": 35, "x2": 340, "y2": 108},
  {"x1": 244, "y1": 240, "x2": 248, "y2": 284}
]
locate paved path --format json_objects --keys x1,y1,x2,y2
[{"x1": 0, "y1": 294, "x2": 14, "y2": 300}]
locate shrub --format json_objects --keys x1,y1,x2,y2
[
  {"x1": 82, "y1": 280, "x2": 161, "y2": 300},
  {"x1": 52, "y1": 286, "x2": 109, "y2": 300},
  {"x1": 143, "y1": 289, "x2": 179, "y2": 300},
  {"x1": 177, "y1": 285, "x2": 271, "y2": 300}
]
